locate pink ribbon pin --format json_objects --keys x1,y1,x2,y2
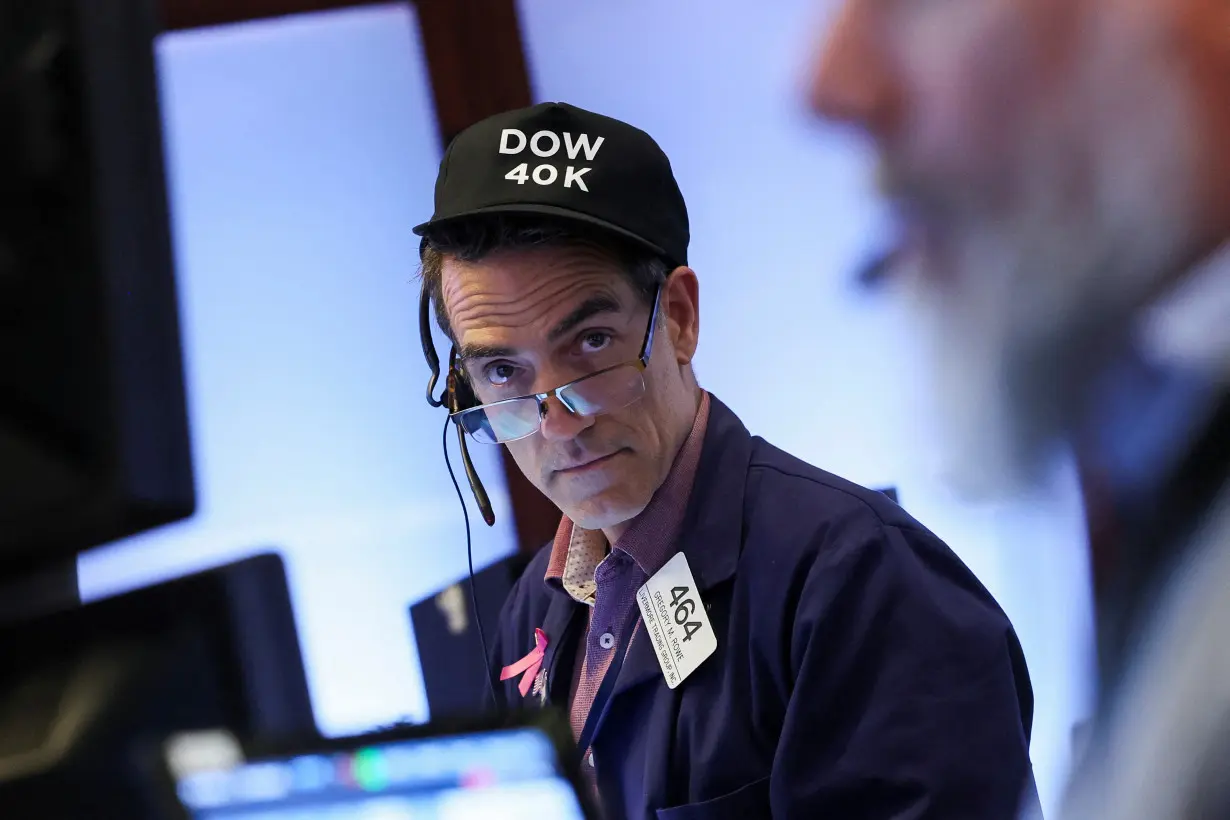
[{"x1": 500, "y1": 628, "x2": 548, "y2": 698}]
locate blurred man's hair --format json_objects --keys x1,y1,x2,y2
[{"x1": 418, "y1": 214, "x2": 670, "y2": 342}]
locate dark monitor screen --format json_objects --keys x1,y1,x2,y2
[
  {"x1": 0, "y1": 0, "x2": 193, "y2": 576},
  {"x1": 0, "y1": 553, "x2": 315, "y2": 819},
  {"x1": 409, "y1": 553, "x2": 532, "y2": 722}
]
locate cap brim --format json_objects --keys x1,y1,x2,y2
[{"x1": 412, "y1": 203, "x2": 674, "y2": 264}]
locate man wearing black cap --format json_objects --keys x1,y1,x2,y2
[{"x1": 414, "y1": 102, "x2": 1037, "y2": 819}]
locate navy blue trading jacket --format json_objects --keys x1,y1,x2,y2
[{"x1": 490, "y1": 395, "x2": 1037, "y2": 819}]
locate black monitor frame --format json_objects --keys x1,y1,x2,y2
[
  {"x1": 0, "y1": 0, "x2": 194, "y2": 578},
  {"x1": 0, "y1": 553, "x2": 315, "y2": 818}
]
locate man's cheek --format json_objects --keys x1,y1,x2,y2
[
  {"x1": 505, "y1": 441, "x2": 542, "y2": 488},
  {"x1": 910, "y1": 26, "x2": 1037, "y2": 189},
  {"x1": 901, "y1": 64, "x2": 997, "y2": 191}
]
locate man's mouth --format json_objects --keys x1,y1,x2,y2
[
  {"x1": 857, "y1": 187, "x2": 955, "y2": 291},
  {"x1": 856, "y1": 198, "x2": 919, "y2": 289},
  {"x1": 857, "y1": 246, "x2": 905, "y2": 289},
  {"x1": 554, "y1": 449, "x2": 627, "y2": 475}
]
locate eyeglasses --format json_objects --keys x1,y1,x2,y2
[{"x1": 451, "y1": 287, "x2": 662, "y2": 444}]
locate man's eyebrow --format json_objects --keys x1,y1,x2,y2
[
  {"x1": 547, "y1": 294, "x2": 623, "y2": 343},
  {"x1": 457, "y1": 342, "x2": 516, "y2": 362}
]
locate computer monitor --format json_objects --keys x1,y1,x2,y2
[
  {"x1": 0, "y1": 5, "x2": 318, "y2": 817},
  {"x1": 162, "y1": 713, "x2": 594, "y2": 820},
  {"x1": 409, "y1": 553, "x2": 532, "y2": 721},
  {"x1": 0, "y1": 0, "x2": 193, "y2": 580},
  {"x1": 0, "y1": 554, "x2": 315, "y2": 819}
]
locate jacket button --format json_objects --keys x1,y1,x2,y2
[{"x1": 599, "y1": 632, "x2": 615, "y2": 650}]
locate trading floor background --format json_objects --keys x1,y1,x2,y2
[{"x1": 77, "y1": 4, "x2": 1094, "y2": 817}]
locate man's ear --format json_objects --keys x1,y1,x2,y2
[{"x1": 663, "y1": 266, "x2": 700, "y2": 365}]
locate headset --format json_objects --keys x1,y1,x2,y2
[
  {"x1": 419, "y1": 271, "x2": 495, "y2": 527},
  {"x1": 418, "y1": 249, "x2": 501, "y2": 707}
]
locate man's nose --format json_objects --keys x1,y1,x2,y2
[
  {"x1": 808, "y1": 1, "x2": 895, "y2": 134},
  {"x1": 537, "y1": 394, "x2": 595, "y2": 442}
]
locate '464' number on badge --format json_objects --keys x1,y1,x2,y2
[
  {"x1": 637, "y1": 552, "x2": 717, "y2": 689},
  {"x1": 670, "y1": 586, "x2": 704, "y2": 643}
]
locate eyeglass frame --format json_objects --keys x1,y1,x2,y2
[{"x1": 450, "y1": 285, "x2": 664, "y2": 444}]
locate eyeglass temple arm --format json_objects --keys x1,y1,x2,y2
[
  {"x1": 637, "y1": 285, "x2": 663, "y2": 365},
  {"x1": 448, "y1": 348, "x2": 496, "y2": 527}
]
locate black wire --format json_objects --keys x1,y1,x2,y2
[{"x1": 441, "y1": 414, "x2": 499, "y2": 710}]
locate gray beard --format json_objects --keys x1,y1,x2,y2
[
  {"x1": 897, "y1": 169, "x2": 1199, "y2": 500},
  {"x1": 898, "y1": 36, "x2": 1212, "y2": 499},
  {"x1": 875, "y1": 12, "x2": 1211, "y2": 501}
]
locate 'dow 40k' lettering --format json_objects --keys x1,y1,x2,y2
[{"x1": 498, "y1": 127, "x2": 604, "y2": 192}]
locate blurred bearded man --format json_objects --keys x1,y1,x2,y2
[{"x1": 808, "y1": 0, "x2": 1230, "y2": 818}]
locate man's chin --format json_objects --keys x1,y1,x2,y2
[
  {"x1": 929, "y1": 412, "x2": 1057, "y2": 502},
  {"x1": 924, "y1": 334, "x2": 1073, "y2": 502},
  {"x1": 893, "y1": 239, "x2": 1081, "y2": 500},
  {"x1": 561, "y1": 494, "x2": 649, "y2": 534}
]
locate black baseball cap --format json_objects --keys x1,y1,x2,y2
[{"x1": 413, "y1": 102, "x2": 690, "y2": 267}]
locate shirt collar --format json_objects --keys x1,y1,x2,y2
[
  {"x1": 1138, "y1": 241, "x2": 1230, "y2": 378},
  {"x1": 1088, "y1": 242, "x2": 1230, "y2": 501},
  {"x1": 545, "y1": 391, "x2": 712, "y2": 604}
]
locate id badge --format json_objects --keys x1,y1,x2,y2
[{"x1": 636, "y1": 552, "x2": 717, "y2": 689}]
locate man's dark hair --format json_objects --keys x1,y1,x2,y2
[{"x1": 418, "y1": 214, "x2": 671, "y2": 343}]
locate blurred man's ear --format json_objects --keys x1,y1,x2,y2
[
  {"x1": 1189, "y1": 0, "x2": 1230, "y2": 64},
  {"x1": 1189, "y1": 0, "x2": 1230, "y2": 224}
]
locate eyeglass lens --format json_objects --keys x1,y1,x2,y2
[{"x1": 456, "y1": 363, "x2": 646, "y2": 444}]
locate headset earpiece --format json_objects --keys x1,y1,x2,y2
[
  {"x1": 446, "y1": 346, "x2": 495, "y2": 526},
  {"x1": 446, "y1": 348, "x2": 479, "y2": 413},
  {"x1": 420, "y1": 281, "x2": 444, "y2": 408},
  {"x1": 420, "y1": 265, "x2": 495, "y2": 526}
]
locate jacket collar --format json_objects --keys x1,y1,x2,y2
[
  {"x1": 612, "y1": 394, "x2": 752, "y2": 699},
  {"x1": 670, "y1": 394, "x2": 752, "y2": 593}
]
